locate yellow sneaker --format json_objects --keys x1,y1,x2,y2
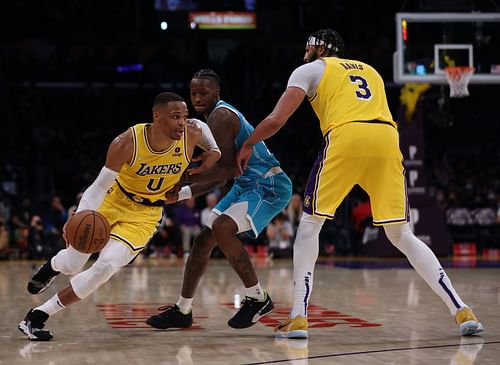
[
  {"x1": 455, "y1": 307, "x2": 484, "y2": 336},
  {"x1": 274, "y1": 316, "x2": 308, "y2": 339}
]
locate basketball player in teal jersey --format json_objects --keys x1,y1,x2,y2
[
  {"x1": 236, "y1": 29, "x2": 483, "y2": 338},
  {"x1": 146, "y1": 69, "x2": 292, "y2": 330}
]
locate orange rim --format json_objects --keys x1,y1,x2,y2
[{"x1": 444, "y1": 66, "x2": 475, "y2": 80}]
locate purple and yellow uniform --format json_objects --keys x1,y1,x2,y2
[
  {"x1": 99, "y1": 123, "x2": 190, "y2": 252},
  {"x1": 292, "y1": 57, "x2": 408, "y2": 225}
]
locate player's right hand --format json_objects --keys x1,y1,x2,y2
[
  {"x1": 235, "y1": 142, "x2": 252, "y2": 177},
  {"x1": 164, "y1": 183, "x2": 181, "y2": 205}
]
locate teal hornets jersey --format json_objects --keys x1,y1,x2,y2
[{"x1": 213, "y1": 100, "x2": 280, "y2": 184}]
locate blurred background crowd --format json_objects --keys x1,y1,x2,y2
[{"x1": 0, "y1": 0, "x2": 499, "y2": 260}]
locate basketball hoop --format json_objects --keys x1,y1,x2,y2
[{"x1": 444, "y1": 66, "x2": 474, "y2": 98}]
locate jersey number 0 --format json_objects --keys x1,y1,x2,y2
[{"x1": 147, "y1": 177, "x2": 165, "y2": 192}]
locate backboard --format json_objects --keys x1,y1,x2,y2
[{"x1": 394, "y1": 12, "x2": 500, "y2": 84}]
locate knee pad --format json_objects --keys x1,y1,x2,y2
[
  {"x1": 292, "y1": 213, "x2": 325, "y2": 251},
  {"x1": 298, "y1": 213, "x2": 325, "y2": 236},
  {"x1": 384, "y1": 223, "x2": 412, "y2": 247},
  {"x1": 51, "y1": 246, "x2": 91, "y2": 275},
  {"x1": 70, "y1": 239, "x2": 136, "y2": 298},
  {"x1": 70, "y1": 259, "x2": 120, "y2": 299}
]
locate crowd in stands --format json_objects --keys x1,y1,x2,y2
[
  {"x1": 3, "y1": 161, "x2": 497, "y2": 262},
  {"x1": 423, "y1": 89, "x2": 500, "y2": 253},
  {"x1": 1, "y1": 83, "x2": 499, "y2": 261}
]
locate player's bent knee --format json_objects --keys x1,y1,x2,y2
[
  {"x1": 52, "y1": 247, "x2": 91, "y2": 275},
  {"x1": 70, "y1": 260, "x2": 121, "y2": 299},
  {"x1": 192, "y1": 234, "x2": 216, "y2": 257},
  {"x1": 384, "y1": 223, "x2": 412, "y2": 247},
  {"x1": 296, "y1": 213, "x2": 325, "y2": 237},
  {"x1": 212, "y1": 215, "x2": 238, "y2": 238},
  {"x1": 300, "y1": 212, "x2": 326, "y2": 226},
  {"x1": 193, "y1": 228, "x2": 215, "y2": 246},
  {"x1": 57, "y1": 262, "x2": 86, "y2": 276}
]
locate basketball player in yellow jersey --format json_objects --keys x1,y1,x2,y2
[
  {"x1": 18, "y1": 92, "x2": 221, "y2": 341},
  {"x1": 237, "y1": 29, "x2": 483, "y2": 338}
]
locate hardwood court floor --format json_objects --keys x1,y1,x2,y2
[{"x1": 1, "y1": 256, "x2": 499, "y2": 364}]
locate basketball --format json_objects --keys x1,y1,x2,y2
[{"x1": 65, "y1": 210, "x2": 110, "y2": 254}]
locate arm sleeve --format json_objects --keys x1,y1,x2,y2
[
  {"x1": 189, "y1": 118, "x2": 221, "y2": 153},
  {"x1": 286, "y1": 60, "x2": 326, "y2": 98},
  {"x1": 77, "y1": 167, "x2": 119, "y2": 212}
]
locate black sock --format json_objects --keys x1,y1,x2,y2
[
  {"x1": 43, "y1": 261, "x2": 60, "y2": 276},
  {"x1": 29, "y1": 309, "x2": 49, "y2": 327}
]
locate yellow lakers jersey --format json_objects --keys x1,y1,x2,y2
[
  {"x1": 116, "y1": 123, "x2": 190, "y2": 204},
  {"x1": 310, "y1": 57, "x2": 396, "y2": 135}
]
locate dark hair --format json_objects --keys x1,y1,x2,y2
[
  {"x1": 307, "y1": 29, "x2": 344, "y2": 57},
  {"x1": 192, "y1": 68, "x2": 220, "y2": 86},
  {"x1": 153, "y1": 92, "x2": 184, "y2": 108}
]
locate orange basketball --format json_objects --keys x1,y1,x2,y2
[{"x1": 65, "y1": 210, "x2": 110, "y2": 253}]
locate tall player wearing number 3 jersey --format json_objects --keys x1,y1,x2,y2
[{"x1": 236, "y1": 29, "x2": 483, "y2": 338}]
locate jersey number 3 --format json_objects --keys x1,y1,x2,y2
[{"x1": 349, "y1": 75, "x2": 372, "y2": 100}]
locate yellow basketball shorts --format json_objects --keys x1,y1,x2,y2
[
  {"x1": 97, "y1": 183, "x2": 163, "y2": 253},
  {"x1": 303, "y1": 122, "x2": 409, "y2": 226}
]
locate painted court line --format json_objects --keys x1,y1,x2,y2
[{"x1": 242, "y1": 340, "x2": 499, "y2": 365}]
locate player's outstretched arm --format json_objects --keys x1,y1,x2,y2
[{"x1": 236, "y1": 86, "x2": 305, "y2": 175}]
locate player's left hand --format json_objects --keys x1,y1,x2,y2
[
  {"x1": 62, "y1": 211, "x2": 76, "y2": 246},
  {"x1": 62, "y1": 221, "x2": 69, "y2": 246},
  {"x1": 235, "y1": 142, "x2": 252, "y2": 177},
  {"x1": 188, "y1": 150, "x2": 221, "y2": 175}
]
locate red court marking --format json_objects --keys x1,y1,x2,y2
[
  {"x1": 96, "y1": 303, "x2": 205, "y2": 329},
  {"x1": 97, "y1": 302, "x2": 382, "y2": 330}
]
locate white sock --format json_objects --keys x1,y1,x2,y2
[
  {"x1": 35, "y1": 294, "x2": 66, "y2": 317},
  {"x1": 246, "y1": 283, "x2": 265, "y2": 301},
  {"x1": 290, "y1": 213, "x2": 324, "y2": 319},
  {"x1": 176, "y1": 296, "x2": 194, "y2": 314},
  {"x1": 384, "y1": 223, "x2": 466, "y2": 315}
]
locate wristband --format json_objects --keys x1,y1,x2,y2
[{"x1": 178, "y1": 186, "x2": 192, "y2": 201}]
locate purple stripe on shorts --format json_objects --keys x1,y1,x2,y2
[
  {"x1": 403, "y1": 160, "x2": 410, "y2": 223},
  {"x1": 303, "y1": 134, "x2": 329, "y2": 215}
]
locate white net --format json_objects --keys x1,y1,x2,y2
[{"x1": 444, "y1": 67, "x2": 475, "y2": 98}]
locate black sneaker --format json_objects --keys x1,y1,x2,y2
[
  {"x1": 146, "y1": 305, "x2": 193, "y2": 329},
  {"x1": 228, "y1": 291, "x2": 274, "y2": 329},
  {"x1": 27, "y1": 262, "x2": 60, "y2": 294},
  {"x1": 18, "y1": 309, "x2": 53, "y2": 341}
]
